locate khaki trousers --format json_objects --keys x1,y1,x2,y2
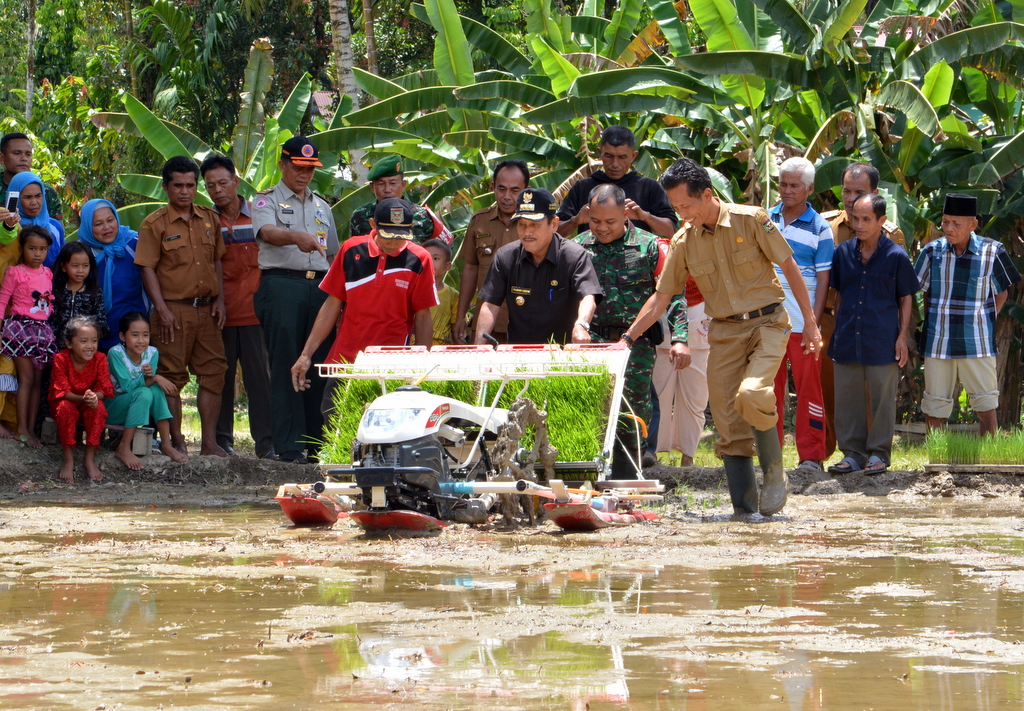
[{"x1": 707, "y1": 307, "x2": 790, "y2": 458}]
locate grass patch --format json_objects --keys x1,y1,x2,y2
[
  {"x1": 317, "y1": 373, "x2": 613, "y2": 465},
  {"x1": 927, "y1": 429, "x2": 1024, "y2": 465}
]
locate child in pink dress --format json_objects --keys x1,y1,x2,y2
[{"x1": 0, "y1": 226, "x2": 58, "y2": 448}]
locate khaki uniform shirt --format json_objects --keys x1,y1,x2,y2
[
  {"x1": 822, "y1": 209, "x2": 904, "y2": 309},
  {"x1": 250, "y1": 181, "x2": 339, "y2": 271},
  {"x1": 135, "y1": 204, "x2": 225, "y2": 301},
  {"x1": 657, "y1": 202, "x2": 793, "y2": 320},
  {"x1": 458, "y1": 204, "x2": 518, "y2": 332}
]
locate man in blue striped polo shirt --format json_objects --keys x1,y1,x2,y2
[
  {"x1": 769, "y1": 157, "x2": 834, "y2": 474},
  {"x1": 915, "y1": 193, "x2": 1020, "y2": 437}
]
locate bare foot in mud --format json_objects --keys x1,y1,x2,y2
[
  {"x1": 84, "y1": 461, "x2": 104, "y2": 482},
  {"x1": 59, "y1": 450, "x2": 75, "y2": 483},
  {"x1": 200, "y1": 442, "x2": 229, "y2": 458},
  {"x1": 171, "y1": 437, "x2": 188, "y2": 456},
  {"x1": 0, "y1": 424, "x2": 14, "y2": 439},
  {"x1": 115, "y1": 443, "x2": 145, "y2": 471},
  {"x1": 160, "y1": 440, "x2": 188, "y2": 463},
  {"x1": 19, "y1": 431, "x2": 43, "y2": 449}
]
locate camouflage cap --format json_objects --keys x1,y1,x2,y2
[{"x1": 367, "y1": 155, "x2": 404, "y2": 181}]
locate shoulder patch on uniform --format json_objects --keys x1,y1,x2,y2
[
  {"x1": 883, "y1": 219, "x2": 898, "y2": 232},
  {"x1": 256, "y1": 188, "x2": 273, "y2": 195},
  {"x1": 254, "y1": 197, "x2": 269, "y2": 209},
  {"x1": 821, "y1": 209, "x2": 841, "y2": 219},
  {"x1": 757, "y1": 210, "x2": 777, "y2": 233}
]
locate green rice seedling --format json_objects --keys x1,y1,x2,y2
[{"x1": 926, "y1": 429, "x2": 1024, "y2": 465}]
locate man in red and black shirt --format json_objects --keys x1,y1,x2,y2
[{"x1": 290, "y1": 198, "x2": 438, "y2": 414}]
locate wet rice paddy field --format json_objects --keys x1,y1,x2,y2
[{"x1": 2, "y1": 495, "x2": 1024, "y2": 709}]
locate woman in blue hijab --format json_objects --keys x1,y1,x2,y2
[
  {"x1": 76, "y1": 199, "x2": 149, "y2": 350},
  {"x1": 8, "y1": 172, "x2": 64, "y2": 268}
]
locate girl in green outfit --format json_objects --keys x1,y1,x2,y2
[{"x1": 106, "y1": 312, "x2": 189, "y2": 470}]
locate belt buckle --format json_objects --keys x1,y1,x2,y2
[
  {"x1": 737, "y1": 312, "x2": 750, "y2": 321},
  {"x1": 191, "y1": 298, "x2": 201, "y2": 308},
  {"x1": 305, "y1": 271, "x2": 316, "y2": 280}
]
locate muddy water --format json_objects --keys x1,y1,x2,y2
[{"x1": 2, "y1": 499, "x2": 1024, "y2": 709}]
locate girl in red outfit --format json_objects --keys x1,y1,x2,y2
[{"x1": 49, "y1": 317, "x2": 115, "y2": 483}]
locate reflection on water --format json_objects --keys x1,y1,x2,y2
[{"x1": 1, "y1": 503, "x2": 1024, "y2": 709}]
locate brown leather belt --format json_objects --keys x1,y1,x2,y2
[
  {"x1": 167, "y1": 297, "x2": 214, "y2": 307},
  {"x1": 719, "y1": 303, "x2": 780, "y2": 322}
]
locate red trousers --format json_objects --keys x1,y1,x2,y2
[
  {"x1": 773, "y1": 332, "x2": 826, "y2": 461},
  {"x1": 52, "y1": 399, "x2": 108, "y2": 448}
]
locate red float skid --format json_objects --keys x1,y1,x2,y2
[
  {"x1": 350, "y1": 509, "x2": 448, "y2": 532},
  {"x1": 543, "y1": 502, "x2": 658, "y2": 532}
]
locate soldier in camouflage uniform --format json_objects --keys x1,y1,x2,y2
[
  {"x1": 349, "y1": 155, "x2": 438, "y2": 244},
  {"x1": 575, "y1": 184, "x2": 687, "y2": 475}
]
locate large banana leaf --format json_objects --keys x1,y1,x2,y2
[
  {"x1": 118, "y1": 174, "x2": 215, "y2": 206},
  {"x1": 525, "y1": 0, "x2": 565, "y2": 52},
  {"x1": 388, "y1": 139, "x2": 466, "y2": 172},
  {"x1": 649, "y1": 0, "x2": 692, "y2": 56},
  {"x1": 344, "y1": 87, "x2": 458, "y2": 126},
  {"x1": 822, "y1": 0, "x2": 869, "y2": 52},
  {"x1": 969, "y1": 132, "x2": 1024, "y2": 184},
  {"x1": 425, "y1": 174, "x2": 482, "y2": 207},
  {"x1": 425, "y1": 0, "x2": 475, "y2": 87},
  {"x1": 90, "y1": 112, "x2": 142, "y2": 136},
  {"x1": 603, "y1": 0, "x2": 642, "y2": 60},
  {"x1": 123, "y1": 94, "x2": 212, "y2": 160},
  {"x1": 353, "y1": 67, "x2": 406, "y2": 101},
  {"x1": 401, "y1": 111, "x2": 457, "y2": 138},
  {"x1": 489, "y1": 128, "x2": 578, "y2": 164},
  {"x1": 688, "y1": 0, "x2": 766, "y2": 106},
  {"x1": 874, "y1": 80, "x2": 942, "y2": 138},
  {"x1": 393, "y1": 69, "x2": 441, "y2": 90},
  {"x1": 311, "y1": 126, "x2": 426, "y2": 153},
  {"x1": 117, "y1": 203, "x2": 167, "y2": 232},
  {"x1": 752, "y1": 0, "x2": 813, "y2": 52},
  {"x1": 410, "y1": 4, "x2": 531, "y2": 75},
  {"x1": 569, "y1": 67, "x2": 718, "y2": 104},
  {"x1": 331, "y1": 185, "x2": 375, "y2": 241},
  {"x1": 531, "y1": 37, "x2": 581, "y2": 96},
  {"x1": 523, "y1": 93, "x2": 693, "y2": 124},
  {"x1": 571, "y1": 15, "x2": 612, "y2": 40},
  {"x1": 276, "y1": 73, "x2": 312, "y2": 133},
  {"x1": 454, "y1": 81, "x2": 556, "y2": 107},
  {"x1": 673, "y1": 51, "x2": 810, "y2": 88},
  {"x1": 921, "y1": 60, "x2": 954, "y2": 108},
  {"x1": 232, "y1": 38, "x2": 274, "y2": 173},
  {"x1": 443, "y1": 130, "x2": 497, "y2": 151},
  {"x1": 901, "y1": 22, "x2": 1024, "y2": 75}
]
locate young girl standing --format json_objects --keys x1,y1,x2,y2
[
  {"x1": 0, "y1": 226, "x2": 58, "y2": 448},
  {"x1": 49, "y1": 242, "x2": 108, "y2": 345},
  {"x1": 106, "y1": 312, "x2": 188, "y2": 470},
  {"x1": 49, "y1": 317, "x2": 115, "y2": 482}
]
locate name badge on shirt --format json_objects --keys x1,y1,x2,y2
[
  {"x1": 281, "y1": 208, "x2": 294, "y2": 215},
  {"x1": 316, "y1": 230, "x2": 327, "y2": 247},
  {"x1": 511, "y1": 286, "x2": 531, "y2": 295},
  {"x1": 165, "y1": 234, "x2": 182, "y2": 241}
]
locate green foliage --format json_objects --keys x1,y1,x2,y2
[{"x1": 927, "y1": 429, "x2": 1024, "y2": 465}]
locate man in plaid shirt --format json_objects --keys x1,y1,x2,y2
[{"x1": 915, "y1": 193, "x2": 1021, "y2": 436}]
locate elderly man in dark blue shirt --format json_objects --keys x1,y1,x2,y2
[{"x1": 827, "y1": 193, "x2": 920, "y2": 475}]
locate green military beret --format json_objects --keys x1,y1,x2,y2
[{"x1": 367, "y1": 155, "x2": 404, "y2": 181}]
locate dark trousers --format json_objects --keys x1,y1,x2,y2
[
  {"x1": 216, "y1": 324, "x2": 274, "y2": 457},
  {"x1": 254, "y1": 274, "x2": 333, "y2": 456}
]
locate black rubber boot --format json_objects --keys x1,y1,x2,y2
[
  {"x1": 722, "y1": 455, "x2": 759, "y2": 514},
  {"x1": 753, "y1": 427, "x2": 787, "y2": 515},
  {"x1": 610, "y1": 437, "x2": 642, "y2": 479}
]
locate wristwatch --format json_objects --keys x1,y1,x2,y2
[
  {"x1": 575, "y1": 319, "x2": 590, "y2": 330},
  {"x1": 621, "y1": 333, "x2": 635, "y2": 347}
]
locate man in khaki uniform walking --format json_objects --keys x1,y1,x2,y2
[
  {"x1": 620, "y1": 158, "x2": 821, "y2": 516},
  {"x1": 819, "y1": 163, "x2": 904, "y2": 458}
]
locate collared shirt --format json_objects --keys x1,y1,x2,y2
[
  {"x1": 215, "y1": 197, "x2": 260, "y2": 327},
  {"x1": 657, "y1": 202, "x2": 793, "y2": 319},
  {"x1": 557, "y1": 170, "x2": 678, "y2": 235},
  {"x1": 914, "y1": 232, "x2": 1021, "y2": 359},
  {"x1": 575, "y1": 222, "x2": 687, "y2": 341},
  {"x1": 823, "y1": 209, "x2": 904, "y2": 311},
  {"x1": 458, "y1": 204, "x2": 518, "y2": 332},
  {"x1": 478, "y1": 235, "x2": 604, "y2": 344},
  {"x1": 829, "y1": 236, "x2": 920, "y2": 365},
  {"x1": 769, "y1": 202, "x2": 834, "y2": 333},
  {"x1": 250, "y1": 181, "x2": 338, "y2": 271},
  {"x1": 319, "y1": 233, "x2": 438, "y2": 364},
  {"x1": 135, "y1": 204, "x2": 225, "y2": 301}
]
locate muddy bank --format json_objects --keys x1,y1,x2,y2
[{"x1": 4, "y1": 437, "x2": 1024, "y2": 508}]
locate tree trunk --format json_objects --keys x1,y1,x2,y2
[
  {"x1": 328, "y1": 0, "x2": 360, "y2": 111},
  {"x1": 363, "y1": 0, "x2": 378, "y2": 77},
  {"x1": 123, "y1": 0, "x2": 139, "y2": 98},
  {"x1": 26, "y1": 0, "x2": 37, "y2": 120}
]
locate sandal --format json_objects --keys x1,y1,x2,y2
[
  {"x1": 864, "y1": 456, "x2": 888, "y2": 475},
  {"x1": 827, "y1": 456, "x2": 862, "y2": 475}
]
